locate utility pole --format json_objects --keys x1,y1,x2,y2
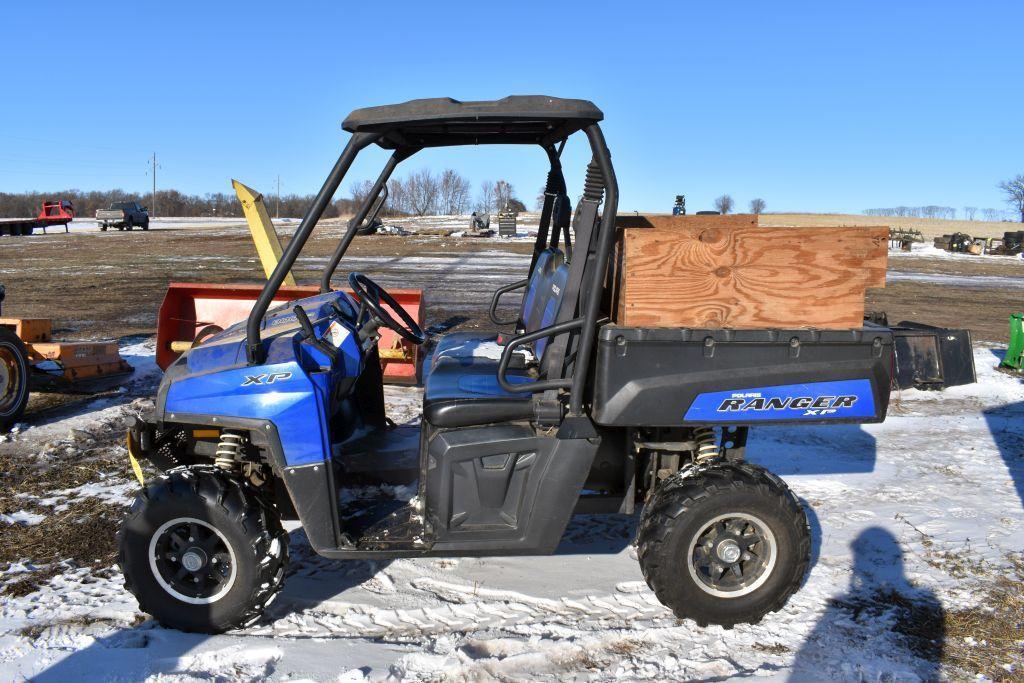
[
  {"x1": 151, "y1": 152, "x2": 158, "y2": 218},
  {"x1": 275, "y1": 174, "x2": 281, "y2": 219}
]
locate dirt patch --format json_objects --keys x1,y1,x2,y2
[{"x1": 866, "y1": 280, "x2": 1016, "y2": 344}]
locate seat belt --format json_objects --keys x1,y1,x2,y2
[
  {"x1": 551, "y1": 194, "x2": 572, "y2": 261},
  {"x1": 533, "y1": 160, "x2": 604, "y2": 423}
]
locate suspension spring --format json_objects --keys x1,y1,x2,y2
[
  {"x1": 693, "y1": 426, "x2": 720, "y2": 462},
  {"x1": 214, "y1": 430, "x2": 245, "y2": 470}
]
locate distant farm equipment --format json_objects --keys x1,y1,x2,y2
[
  {"x1": 672, "y1": 195, "x2": 686, "y2": 215},
  {"x1": 497, "y1": 204, "x2": 518, "y2": 237},
  {"x1": 0, "y1": 201, "x2": 75, "y2": 236},
  {"x1": 888, "y1": 227, "x2": 923, "y2": 251},
  {"x1": 468, "y1": 212, "x2": 491, "y2": 233},
  {"x1": 934, "y1": 230, "x2": 1023, "y2": 256}
]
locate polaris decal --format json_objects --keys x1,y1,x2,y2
[
  {"x1": 684, "y1": 380, "x2": 875, "y2": 421},
  {"x1": 242, "y1": 372, "x2": 293, "y2": 386}
]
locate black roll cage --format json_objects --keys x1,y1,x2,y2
[{"x1": 245, "y1": 107, "x2": 617, "y2": 418}]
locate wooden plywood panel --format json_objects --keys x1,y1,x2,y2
[{"x1": 615, "y1": 215, "x2": 888, "y2": 329}]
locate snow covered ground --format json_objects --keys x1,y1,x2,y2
[{"x1": 0, "y1": 343, "x2": 1022, "y2": 681}]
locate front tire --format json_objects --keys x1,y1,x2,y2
[
  {"x1": 0, "y1": 327, "x2": 30, "y2": 432},
  {"x1": 637, "y1": 462, "x2": 810, "y2": 628},
  {"x1": 118, "y1": 466, "x2": 288, "y2": 633}
]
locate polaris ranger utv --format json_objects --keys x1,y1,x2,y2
[{"x1": 119, "y1": 96, "x2": 911, "y2": 633}]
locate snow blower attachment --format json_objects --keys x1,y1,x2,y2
[
  {"x1": 118, "y1": 96, "x2": 980, "y2": 636},
  {"x1": 156, "y1": 282, "x2": 424, "y2": 384},
  {"x1": 151, "y1": 179, "x2": 424, "y2": 384},
  {"x1": 0, "y1": 284, "x2": 133, "y2": 430}
]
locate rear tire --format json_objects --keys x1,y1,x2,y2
[
  {"x1": 637, "y1": 462, "x2": 810, "y2": 628},
  {"x1": 118, "y1": 466, "x2": 289, "y2": 633},
  {"x1": 0, "y1": 327, "x2": 30, "y2": 432}
]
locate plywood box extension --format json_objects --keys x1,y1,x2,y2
[{"x1": 613, "y1": 214, "x2": 888, "y2": 329}]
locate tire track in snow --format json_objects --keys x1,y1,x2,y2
[{"x1": 248, "y1": 578, "x2": 676, "y2": 639}]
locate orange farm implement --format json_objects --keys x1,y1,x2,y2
[{"x1": 0, "y1": 284, "x2": 134, "y2": 430}]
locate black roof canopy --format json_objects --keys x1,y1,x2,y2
[{"x1": 342, "y1": 95, "x2": 603, "y2": 149}]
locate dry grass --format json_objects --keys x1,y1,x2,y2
[
  {"x1": 752, "y1": 642, "x2": 792, "y2": 655},
  {"x1": 0, "y1": 432, "x2": 136, "y2": 597},
  {"x1": 18, "y1": 613, "x2": 145, "y2": 639},
  {"x1": 939, "y1": 553, "x2": 1024, "y2": 681}
]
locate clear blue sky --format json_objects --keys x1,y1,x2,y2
[{"x1": 2, "y1": 1, "x2": 1020, "y2": 215}]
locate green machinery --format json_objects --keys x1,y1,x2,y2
[{"x1": 1002, "y1": 313, "x2": 1024, "y2": 371}]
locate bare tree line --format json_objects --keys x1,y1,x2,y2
[
  {"x1": 863, "y1": 206, "x2": 1017, "y2": 221},
  {"x1": 0, "y1": 188, "x2": 362, "y2": 219},
  {"x1": 370, "y1": 169, "x2": 524, "y2": 217},
  {"x1": 0, "y1": 171, "x2": 528, "y2": 220}
]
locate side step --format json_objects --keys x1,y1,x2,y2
[{"x1": 354, "y1": 499, "x2": 429, "y2": 551}]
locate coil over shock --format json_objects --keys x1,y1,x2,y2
[
  {"x1": 692, "y1": 426, "x2": 720, "y2": 462},
  {"x1": 214, "y1": 430, "x2": 245, "y2": 470}
]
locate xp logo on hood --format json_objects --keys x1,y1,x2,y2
[
  {"x1": 684, "y1": 380, "x2": 876, "y2": 422},
  {"x1": 242, "y1": 372, "x2": 292, "y2": 386}
]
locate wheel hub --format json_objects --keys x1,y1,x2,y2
[
  {"x1": 687, "y1": 512, "x2": 777, "y2": 598},
  {"x1": 148, "y1": 517, "x2": 237, "y2": 604},
  {"x1": 716, "y1": 539, "x2": 742, "y2": 564},
  {"x1": 181, "y1": 548, "x2": 207, "y2": 572}
]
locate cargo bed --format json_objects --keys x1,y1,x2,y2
[{"x1": 592, "y1": 324, "x2": 894, "y2": 427}]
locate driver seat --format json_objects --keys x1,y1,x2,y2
[
  {"x1": 430, "y1": 246, "x2": 564, "y2": 366},
  {"x1": 423, "y1": 259, "x2": 570, "y2": 428}
]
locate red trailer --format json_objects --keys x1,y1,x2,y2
[{"x1": 0, "y1": 201, "x2": 75, "y2": 236}]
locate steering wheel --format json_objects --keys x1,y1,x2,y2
[{"x1": 348, "y1": 272, "x2": 426, "y2": 345}]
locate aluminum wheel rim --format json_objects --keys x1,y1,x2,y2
[
  {"x1": 0, "y1": 345, "x2": 24, "y2": 417},
  {"x1": 148, "y1": 517, "x2": 237, "y2": 604},
  {"x1": 687, "y1": 512, "x2": 777, "y2": 598}
]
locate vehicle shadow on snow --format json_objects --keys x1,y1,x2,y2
[
  {"x1": 983, "y1": 348, "x2": 1024, "y2": 511},
  {"x1": 790, "y1": 527, "x2": 945, "y2": 681}
]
